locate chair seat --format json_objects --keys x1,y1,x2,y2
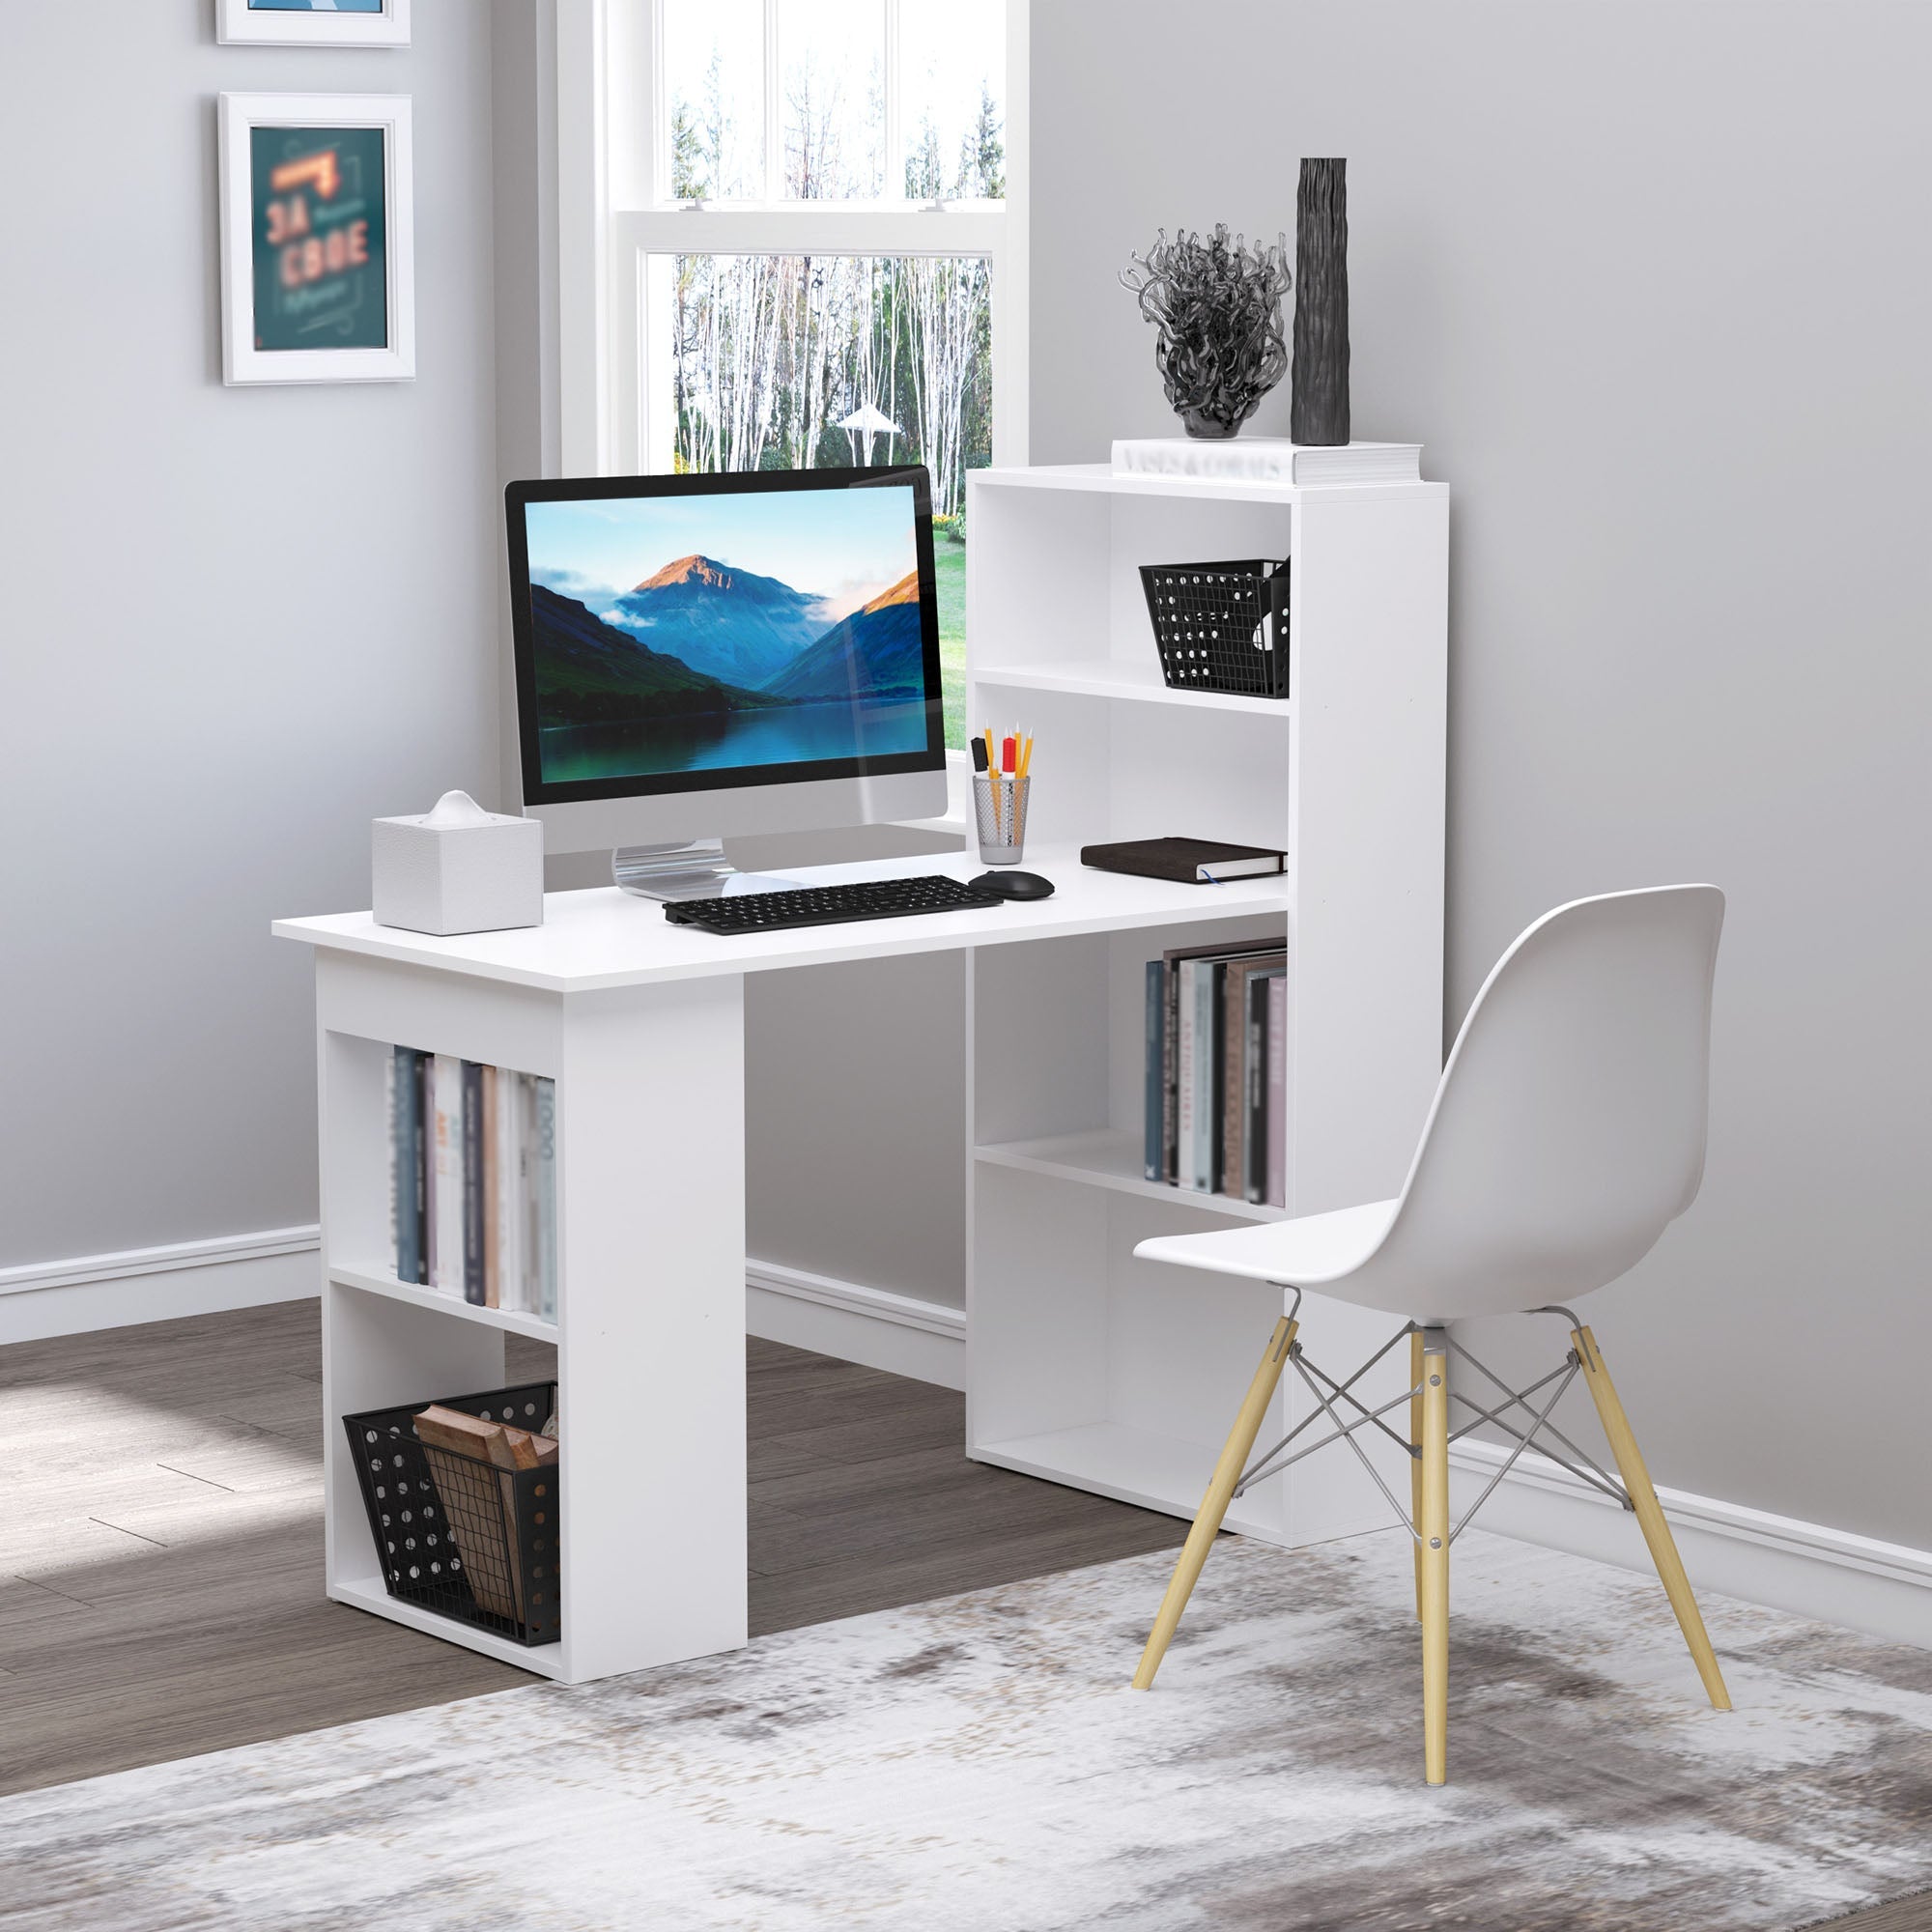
[{"x1": 1136, "y1": 1199, "x2": 1400, "y2": 1293}]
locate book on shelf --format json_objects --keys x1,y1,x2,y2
[
  {"x1": 1143, "y1": 960, "x2": 1164, "y2": 1182},
  {"x1": 1266, "y1": 976, "x2": 1289, "y2": 1208},
  {"x1": 493, "y1": 1065, "x2": 518, "y2": 1314},
  {"x1": 461, "y1": 1061, "x2": 486, "y2": 1306},
  {"x1": 518, "y1": 1072, "x2": 540, "y2": 1315},
  {"x1": 1110, "y1": 436, "x2": 1423, "y2": 488},
  {"x1": 384, "y1": 1050, "x2": 556, "y2": 1319},
  {"x1": 1244, "y1": 966, "x2": 1287, "y2": 1204},
  {"x1": 389, "y1": 1046, "x2": 427, "y2": 1285},
  {"x1": 480, "y1": 1063, "x2": 499, "y2": 1310},
  {"x1": 533, "y1": 1076, "x2": 558, "y2": 1322},
  {"x1": 1226, "y1": 957, "x2": 1285, "y2": 1203},
  {"x1": 1081, "y1": 837, "x2": 1286, "y2": 884},
  {"x1": 1147, "y1": 942, "x2": 1289, "y2": 1208},
  {"x1": 1176, "y1": 956, "x2": 1214, "y2": 1190},
  {"x1": 429, "y1": 1053, "x2": 464, "y2": 1295}
]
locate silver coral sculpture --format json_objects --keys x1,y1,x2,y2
[{"x1": 1121, "y1": 225, "x2": 1292, "y2": 440}]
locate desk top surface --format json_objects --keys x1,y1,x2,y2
[{"x1": 273, "y1": 844, "x2": 1290, "y2": 993}]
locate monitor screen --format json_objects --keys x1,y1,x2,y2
[{"x1": 506, "y1": 469, "x2": 945, "y2": 805}]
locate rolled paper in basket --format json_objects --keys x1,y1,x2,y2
[
  {"x1": 413, "y1": 1407, "x2": 527, "y2": 1625},
  {"x1": 419, "y1": 1446, "x2": 526, "y2": 1624}
]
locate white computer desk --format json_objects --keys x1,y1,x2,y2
[{"x1": 275, "y1": 842, "x2": 1290, "y2": 1684}]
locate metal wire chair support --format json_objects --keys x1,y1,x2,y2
[
  {"x1": 1234, "y1": 1381, "x2": 1421, "y2": 1497},
  {"x1": 1287, "y1": 1347, "x2": 1425, "y2": 1542},
  {"x1": 1225, "y1": 1303, "x2": 1634, "y2": 1548},
  {"x1": 1444, "y1": 1333, "x2": 1633, "y2": 1510},
  {"x1": 1236, "y1": 1320, "x2": 1414, "y2": 1494},
  {"x1": 1297, "y1": 1348, "x2": 1423, "y2": 1462},
  {"x1": 1447, "y1": 1351, "x2": 1580, "y2": 1542}
]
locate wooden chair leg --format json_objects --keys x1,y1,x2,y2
[
  {"x1": 1410, "y1": 1328, "x2": 1426, "y2": 1621},
  {"x1": 1131, "y1": 1315, "x2": 1296, "y2": 1690},
  {"x1": 1571, "y1": 1323, "x2": 1732, "y2": 1712},
  {"x1": 1419, "y1": 1328, "x2": 1450, "y2": 1784}
]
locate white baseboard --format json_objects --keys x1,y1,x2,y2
[
  {"x1": 0, "y1": 1227, "x2": 323, "y2": 1345},
  {"x1": 1449, "y1": 1438, "x2": 1932, "y2": 1652},
  {"x1": 746, "y1": 1259, "x2": 966, "y2": 1391},
  {"x1": 7, "y1": 1229, "x2": 1922, "y2": 1651},
  {"x1": 0, "y1": 1230, "x2": 971, "y2": 1395}
]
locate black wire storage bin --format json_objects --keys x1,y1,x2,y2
[
  {"x1": 343, "y1": 1380, "x2": 561, "y2": 1647},
  {"x1": 1139, "y1": 558, "x2": 1292, "y2": 699}
]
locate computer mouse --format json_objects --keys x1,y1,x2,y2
[{"x1": 972, "y1": 870, "x2": 1055, "y2": 900}]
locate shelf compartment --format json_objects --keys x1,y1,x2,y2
[
  {"x1": 329, "y1": 1264, "x2": 558, "y2": 1341},
  {"x1": 971, "y1": 658, "x2": 1293, "y2": 716},
  {"x1": 975, "y1": 1129, "x2": 1286, "y2": 1225},
  {"x1": 329, "y1": 1574, "x2": 564, "y2": 1677},
  {"x1": 971, "y1": 1421, "x2": 1280, "y2": 1538}
]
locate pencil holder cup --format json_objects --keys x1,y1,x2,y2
[{"x1": 973, "y1": 774, "x2": 1031, "y2": 865}]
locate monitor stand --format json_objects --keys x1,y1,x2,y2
[{"x1": 612, "y1": 839, "x2": 804, "y2": 903}]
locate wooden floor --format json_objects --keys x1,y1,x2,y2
[
  {"x1": 0, "y1": 1298, "x2": 1185, "y2": 1801},
  {"x1": 2, "y1": 1302, "x2": 1923, "y2": 1932}
]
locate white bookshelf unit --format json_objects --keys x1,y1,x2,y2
[
  {"x1": 273, "y1": 458, "x2": 1444, "y2": 1683},
  {"x1": 963, "y1": 462, "x2": 1449, "y2": 1547},
  {"x1": 300, "y1": 958, "x2": 750, "y2": 1685}
]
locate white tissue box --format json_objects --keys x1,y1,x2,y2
[{"x1": 372, "y1": 791, "x2": 544, "y2": 936}]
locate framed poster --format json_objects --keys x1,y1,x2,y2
[
  {"x1": 217, "y1": 94, "x2": 414, "y2": 384},
  {"x1": 216, "y1": 0, "x2": 411, "y2": 48}
]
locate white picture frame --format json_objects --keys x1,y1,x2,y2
[
  {"x1": 217, "y1": 93, "x2": 415, "y2": 385},
  {"x1": 216, "y1": 0, "x2": 411, "y2": 49}
]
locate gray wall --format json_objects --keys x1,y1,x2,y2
[
  {"x1": 0, "y1": 2, "x2": 500, "y2": 1265},
  {"x1": 0, "y1": 0, "x2": 967, "y2": 1319},
  {"x1": 1032, "y1": 1, "x2": 1932, "y2": 1547}
]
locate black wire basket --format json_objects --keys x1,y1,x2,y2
[
  {"x1": 1139, "y1": 558, "x2": 1292, "y2": 699},
  {"x1": 343, "y1": 1380, "x2": 560, "y2": 1647}
]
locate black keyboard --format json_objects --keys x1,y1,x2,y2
[{"x1": 662, "y1": 874, "x2": 998, "y2": 935}]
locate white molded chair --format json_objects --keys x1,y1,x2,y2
[{"x1": 1129, "y1": 886, "x2": 1731, "y2": 1785}]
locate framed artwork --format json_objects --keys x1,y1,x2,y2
[
  {"x1": 216, "y1": 0, "x2": 411, "y2": 48},
  {"x1": 217, "y1": 93, "x2": 415, "y2": 384}
]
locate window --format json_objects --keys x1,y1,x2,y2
[{"x1": 560, "y1": 0, "x2": 1027, "y2": 753}]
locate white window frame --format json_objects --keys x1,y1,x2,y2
[{"x1": 554, "y1": 0, "x2": 1028, "y2": 483}]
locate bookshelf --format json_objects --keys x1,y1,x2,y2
[
  {"x1": 963, "y1": 462, "x2": 1449, "y2": 1548},
  {"x1": 294, "y1": 958, "x2": 750, "y2": 1685}
]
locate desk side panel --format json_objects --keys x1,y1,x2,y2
[
  {"x1": 556, "y1": 976, "x2": 748, "y2": 1678},
  {"x1": 1288, "y1": 489, "x2": 1449, "y2": 1214}
]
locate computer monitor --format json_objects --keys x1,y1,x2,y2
[{"x1": 505, "y1": 467, "x2": 950, "y2": 897}]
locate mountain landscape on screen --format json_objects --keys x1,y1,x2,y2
[
  {"x1": 526, "y1": 582, "x2": 753, "y2": 720},
  {"x1": 531, "y1": 557, "x2": 926, "y2": 722},
  {"x1": 604, "y1": 555, "x2": 827, "y2": 688},
  {"x1": 761, "y1": 573, "x2": 924, "y2": 701},
  {"x1": 526, "y1": 535, "x2": 931, "y2": 783}
]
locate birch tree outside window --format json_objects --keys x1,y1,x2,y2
[{"x1": 595, "y1": 0, "x2": 1019, "y2": 751}]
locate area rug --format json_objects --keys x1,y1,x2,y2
[{"x1": 3, "y1": 1529, "x2": 1929, "y2": 1931}]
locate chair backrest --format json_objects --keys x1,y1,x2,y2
[{"x1": 1373, "y1": 885, "x2": 1724, "y2": 1320}]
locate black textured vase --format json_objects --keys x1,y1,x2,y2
[{"x1": 1291, "y1": 158, "x2": 1350, "y2": 446}]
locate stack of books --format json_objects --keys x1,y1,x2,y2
[
  {"x1": 385, "y1": 1047, "x2": 557, "y2": 1319},
  {"x1": 1144, "y1": 939, "x2": 1288, "y2": 1208}
]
